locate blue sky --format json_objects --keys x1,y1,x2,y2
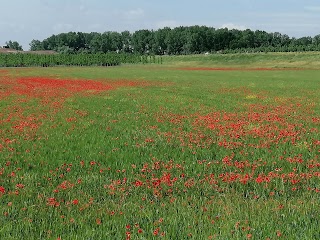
[{"x1": 1, "y1": 0, "x2": 320, "y2": 50}]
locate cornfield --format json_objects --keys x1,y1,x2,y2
[{"x1": 0, "y1": 53, "x2": 161, "y2": 67}]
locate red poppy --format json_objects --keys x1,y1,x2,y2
[
  {"x1": 134, "y1": 180, "x2": 143, "y2": 187},
  {"x1": 96, "y1": 218, "x2": 101, "y2": 225}
]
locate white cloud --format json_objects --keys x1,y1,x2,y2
[
  {"x1": 304, "y1": 6, "x2": 320, "y2": 12},
  {"x1": 53, "y1": 24, "x2": 74, "y2": 33},
  {"x1": 88, "y1": 24, "x2": 102, "y2": 31},
  {"x1": 155, "y1": 20, "x2": 179, "y2": 29},
  {"x1": 117, "y1": 8, "x2": 145, "y2": 20},
  {"x1": 220, "y1": 23, "x2": 246, "y2": 30},
  {"x1": 0, "y1": 22, "x2": 25, "y2": 33},
  {"x1": 128, "y1": 8, "x2": 144, "y2": 16},
  {"x1": 79, "y1": 5, "x2": 85, "y2": 11}
]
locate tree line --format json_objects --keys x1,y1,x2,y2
[{"x1": 27, "y1": 26, "x2": 320, "y2": 54}]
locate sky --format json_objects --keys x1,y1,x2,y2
[{"x1": 1, "y1": 0, "x2": 320, "y2": 50}]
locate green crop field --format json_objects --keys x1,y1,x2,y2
[{"x1": 0, "y1": 53, "x2": 320, "y2": 239}]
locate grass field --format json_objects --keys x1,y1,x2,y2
[
  {"x1": 1, "y1": 53, "x2": 320, "y2": 239},
  {"x1": 163, "y1": 51, "x2": 320, "y2": 69}
]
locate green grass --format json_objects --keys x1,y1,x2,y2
[
  {"x1": 162, "y1": 51, "x2": 320, "y2": 68},
  {"x1": 0, "y1": 55, "x2": 320, "y2": 239}
]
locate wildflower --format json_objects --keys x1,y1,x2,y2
[
  {"x1": 276, "y1": 230, "x2": 282, "y2": 237},
  {"x1": 47, "y1": 198, "x2": 60, "y2": 207},
  {"x1": 255, "y1": 175, "x2": 263, "y2": 184},
  {"x1": 125, "y1": 231, "x2": 131, "y2": 240},
  {"x1": 153, "y1": 228, "x2": 160, "y2": 236},
  {"x1": 16, "y1": 183, "x2": 25, "y2": 189},
  {"x1": 134, "y1": 180, "x2": 143, "y2": 187}
]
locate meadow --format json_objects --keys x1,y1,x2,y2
[{"x1": 0, "y1": 52, "x2": 320, "y2": 239}]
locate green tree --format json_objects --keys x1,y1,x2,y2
[
  {"x1": 121, "y1": 31, "x2": 132, "y2": 53},
  {"x1": 89, "y1": 34, "x2": 103, "y2": 53},
  {"x1": 165, "y1": 27, "x2": 188, "y2": 54},
  {"x1": 153, "y1": 27, "x2": 171, "y2": 55},
  {"x1": 5, "y1": 40, "x2": 23, "y2": 50},
  {"x1": 56, "y1": 46, "x2": 74, "y2": 54},
  {"x1": 132, "y1": 30, "x2": 154, "y2": 54},
  {"x1": 22, "y1": 26, "x2": 320, "y2": 55},
  {"x1": 29, "y1": 39, "x2": 43, "y2": 51},
  {"x1": 108, "y1": 31, "x2": 122, "y2": 52}
]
